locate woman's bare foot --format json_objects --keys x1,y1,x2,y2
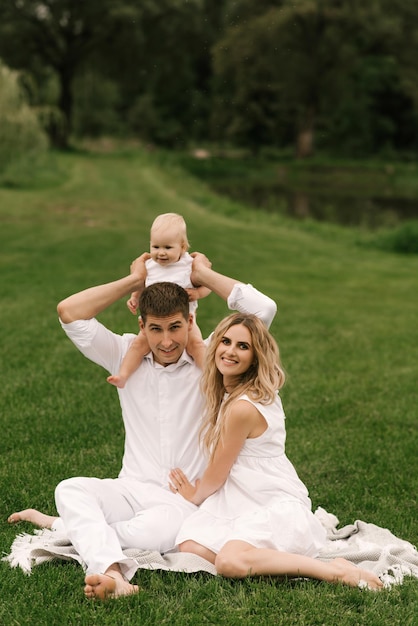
[
  {"x1": 84, "y1": 572, "x2": 139, "y2": 600},
  {"x1": 107, "y1": 375, "x2": 127, "y2": 389},
  {"x1": 8, "y1": 509, "x2": 58, "y2": 529},
  {"x1": 331, "y1": 557, "x2": 383, "y2": 590}
]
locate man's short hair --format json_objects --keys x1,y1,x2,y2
[{"x1": 139, "y1": 282, "x2": 190, "y2": 323}]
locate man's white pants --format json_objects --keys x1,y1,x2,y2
[{"x1": 54, "y1": 476, "x2": 196, "y2": 579}]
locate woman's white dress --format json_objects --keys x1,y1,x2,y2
[{"x1": 176, "y1": 394, "x2": 327, "y2": 556}]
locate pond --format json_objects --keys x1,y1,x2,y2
[
  {"x1": 213, "y1": 181, "x2": 418, "y2": 230},
  {"x1": 182, "y1": 156, "x2": 418, "y2": 230}
]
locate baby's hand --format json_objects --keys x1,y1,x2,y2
[
  {"x1": 127, "y1": 296, "x2": 139, "y2": 314},
  {"x1": 186, "y1": 285, "x2": 211, "y2": 302},
  {"x1": 185, "y1": 288, "x2": 199, "y2": 302}
]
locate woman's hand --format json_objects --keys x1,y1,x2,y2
[
  {"x1": 169, "y1": 468, "x2": 200, "y2": 503},
  {"x1": 190, "y1": 251, "x2": 212, "y2": 288}
]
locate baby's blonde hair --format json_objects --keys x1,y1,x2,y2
[{"x1": 150, "y1": 213, "x2": 190, "y2": 250}]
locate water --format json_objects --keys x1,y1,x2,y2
[
  {"x1": 213, "y1": 181, "x2": 418, "y2": 230},
  {"x1": 183, "y1": 157, "x2": 418, "y2": 229}
]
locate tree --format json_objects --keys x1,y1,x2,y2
[
  {"x1": 212, "y1": 0, "x2": 418, "y2": 157},
  {"x1": 0, "y1": 0, "x2": 143, "y2": 147},
  {"x1": 0, "y1": 61, "x2": 48, "y2": 180},
  {"x1": 212, "y1": 1, "x2": 364, "y2": 156},
  {"x1": 0, "y1": 0, "x2": 228, "y2": 147},
  {"x1": 110, "y1": 0, "x2": 227, "y2": 146}
]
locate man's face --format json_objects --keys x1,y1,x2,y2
[{"x1": 140, "y1": 312, "x2": 193, "y2": 366}]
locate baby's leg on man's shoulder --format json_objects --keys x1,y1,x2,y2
[
  {"x1": 186, "y1": 320, "x2": 206, "y2": 369},
  {"x1": 107, "y1": 331, "x2": 150, "y2": 388}
]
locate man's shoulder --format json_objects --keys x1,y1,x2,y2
[
  {"x1": 62, "y1": 317, "x2": 136, "y2": 349},
  {"x1": 60, "y1": 317, "x2": 99, "y2": 342}
]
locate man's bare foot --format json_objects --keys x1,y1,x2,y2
[
  {"x1": 8, "y1": 509, "x2": 58, "y2": 529},
  {"x1": 84, "y1": 573, "x2": 139, "y2": 600},
  {"x1": 331, "y1": 557, "x2": 383, "y2": 590},
  {"x1": 107, "y1": 375, "x2": 127, "y2": 389}
]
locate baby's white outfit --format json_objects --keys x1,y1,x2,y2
[{"x1": 146, "y1": 253, "x2": 197, "y2": 314}]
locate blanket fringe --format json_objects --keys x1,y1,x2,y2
[{"x1": 4, "y1": 510, "x2": 418, "y2": 588}]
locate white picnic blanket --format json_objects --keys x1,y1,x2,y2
[{"x1": 4, "y1": 507, "x2": 418, "y2": 589}]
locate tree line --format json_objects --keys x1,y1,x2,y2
[{"x1": 1, "y1": 0, "x2": 418, "y2": 158}]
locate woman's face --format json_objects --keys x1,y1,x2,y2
[{"x1": 215, "y1": 323, "x2": 255, "y2": 385}]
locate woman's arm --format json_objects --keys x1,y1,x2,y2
[
  {"x1": 170, "y1": 401, "x2": 266, "y2": 505},
  {"x1": 190, "y1": 252, "x2": 277, "y2": 328},
  {"x1": 189, "y1": 252, "x2": 238, "y2": 302}
]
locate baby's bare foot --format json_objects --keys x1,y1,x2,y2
[
  {"x1": 106, "y1": 375, "x2": 126, "y2": 389},
  {"x1": 84, "y1": 573, "x2": 139, "y2": 600},
  {"x1": 332, "y1": 558, "x2": 383, "y2": 590},
  {"x1": 8, "y1": 509, "x2": 58, "y2": 529}
]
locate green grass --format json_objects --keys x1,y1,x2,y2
[{"x1": 0, "y1": 146, "x2": 417, "y2": 625}]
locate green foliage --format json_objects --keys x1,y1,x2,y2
[
  {"x1": 212, "y1": 2, "x2": 360, "y2": 154},
  {"x1": 0, "y1": 0, "x2": 129, "y2": 146},
  {"x1": 73, "y1": 71, "x2": 123, "y2": 137},
  {"x1": 323, "y1": 56, "x2": 418, "y2": 156},
  {"x1": 0, "y1": 0, "x2": 220, "y2": 148},
  {"x1": 116, "y1": 0, "x2": 219, "y2": 146},
  {"x1": 211, "y1": 8, "x2": 288, "y2": 151},
  {"x1": 127, "y1": 93, "x2": 186, "y2": 147},
  {"x1": 368, "y1": 220, "x2": 418, "y2": 254},
  {"x1": 0, "y1": 60, "x2": 48, "y2": 185},
  {"x1": 1, "y1": 1, "x2": 418, "y2": 156},
  {"x1": 212, "y1": 0, "x2": 418, "y2": 156}
]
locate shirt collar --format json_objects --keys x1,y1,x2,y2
[{"x1": 144, "y1": 349, "x2": 194, "y2": 369}]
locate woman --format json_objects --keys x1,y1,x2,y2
[{"x1": 169, "y1": 313, "x2": 382, "y2": 589}]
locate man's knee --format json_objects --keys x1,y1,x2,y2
[
  {"x1": 55, "y1": 476, "x2": 91, "y2": 508},
  {"x1": 114, "y1": 504, "x2": 185, "y2": 553},
  {"x1": 55, "y1": 477, "x2": 72, "y2": 503}
]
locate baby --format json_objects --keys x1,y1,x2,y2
[{"x1": 107, "y1": 213, "x2": 210, "y2": 388}]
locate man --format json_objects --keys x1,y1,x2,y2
[{"x1": 10, "y1": 252, "x2": 276, "y2": 599}]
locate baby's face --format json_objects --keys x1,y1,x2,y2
[{"x1": 150, "y1": 227, "x2": 185, "y2": 266}]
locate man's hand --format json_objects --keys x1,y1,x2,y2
[
  {"x1": 129, "y1": 253, "x2": 150, "y2": 290},
  {"x1": 57, "y1": 252, "x2": 152, "y2": 324}
]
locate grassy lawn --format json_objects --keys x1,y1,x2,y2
[{"x1": 0, "y1": 146, "x2": 417, "y2": 625}]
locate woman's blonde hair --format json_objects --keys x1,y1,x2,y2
[
  {"x1": 200, "y1": 313, "x2": 285, "y2": 459},
  {"x1": 150, "y1": 213, "x2": 190, "y2": 250}
]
